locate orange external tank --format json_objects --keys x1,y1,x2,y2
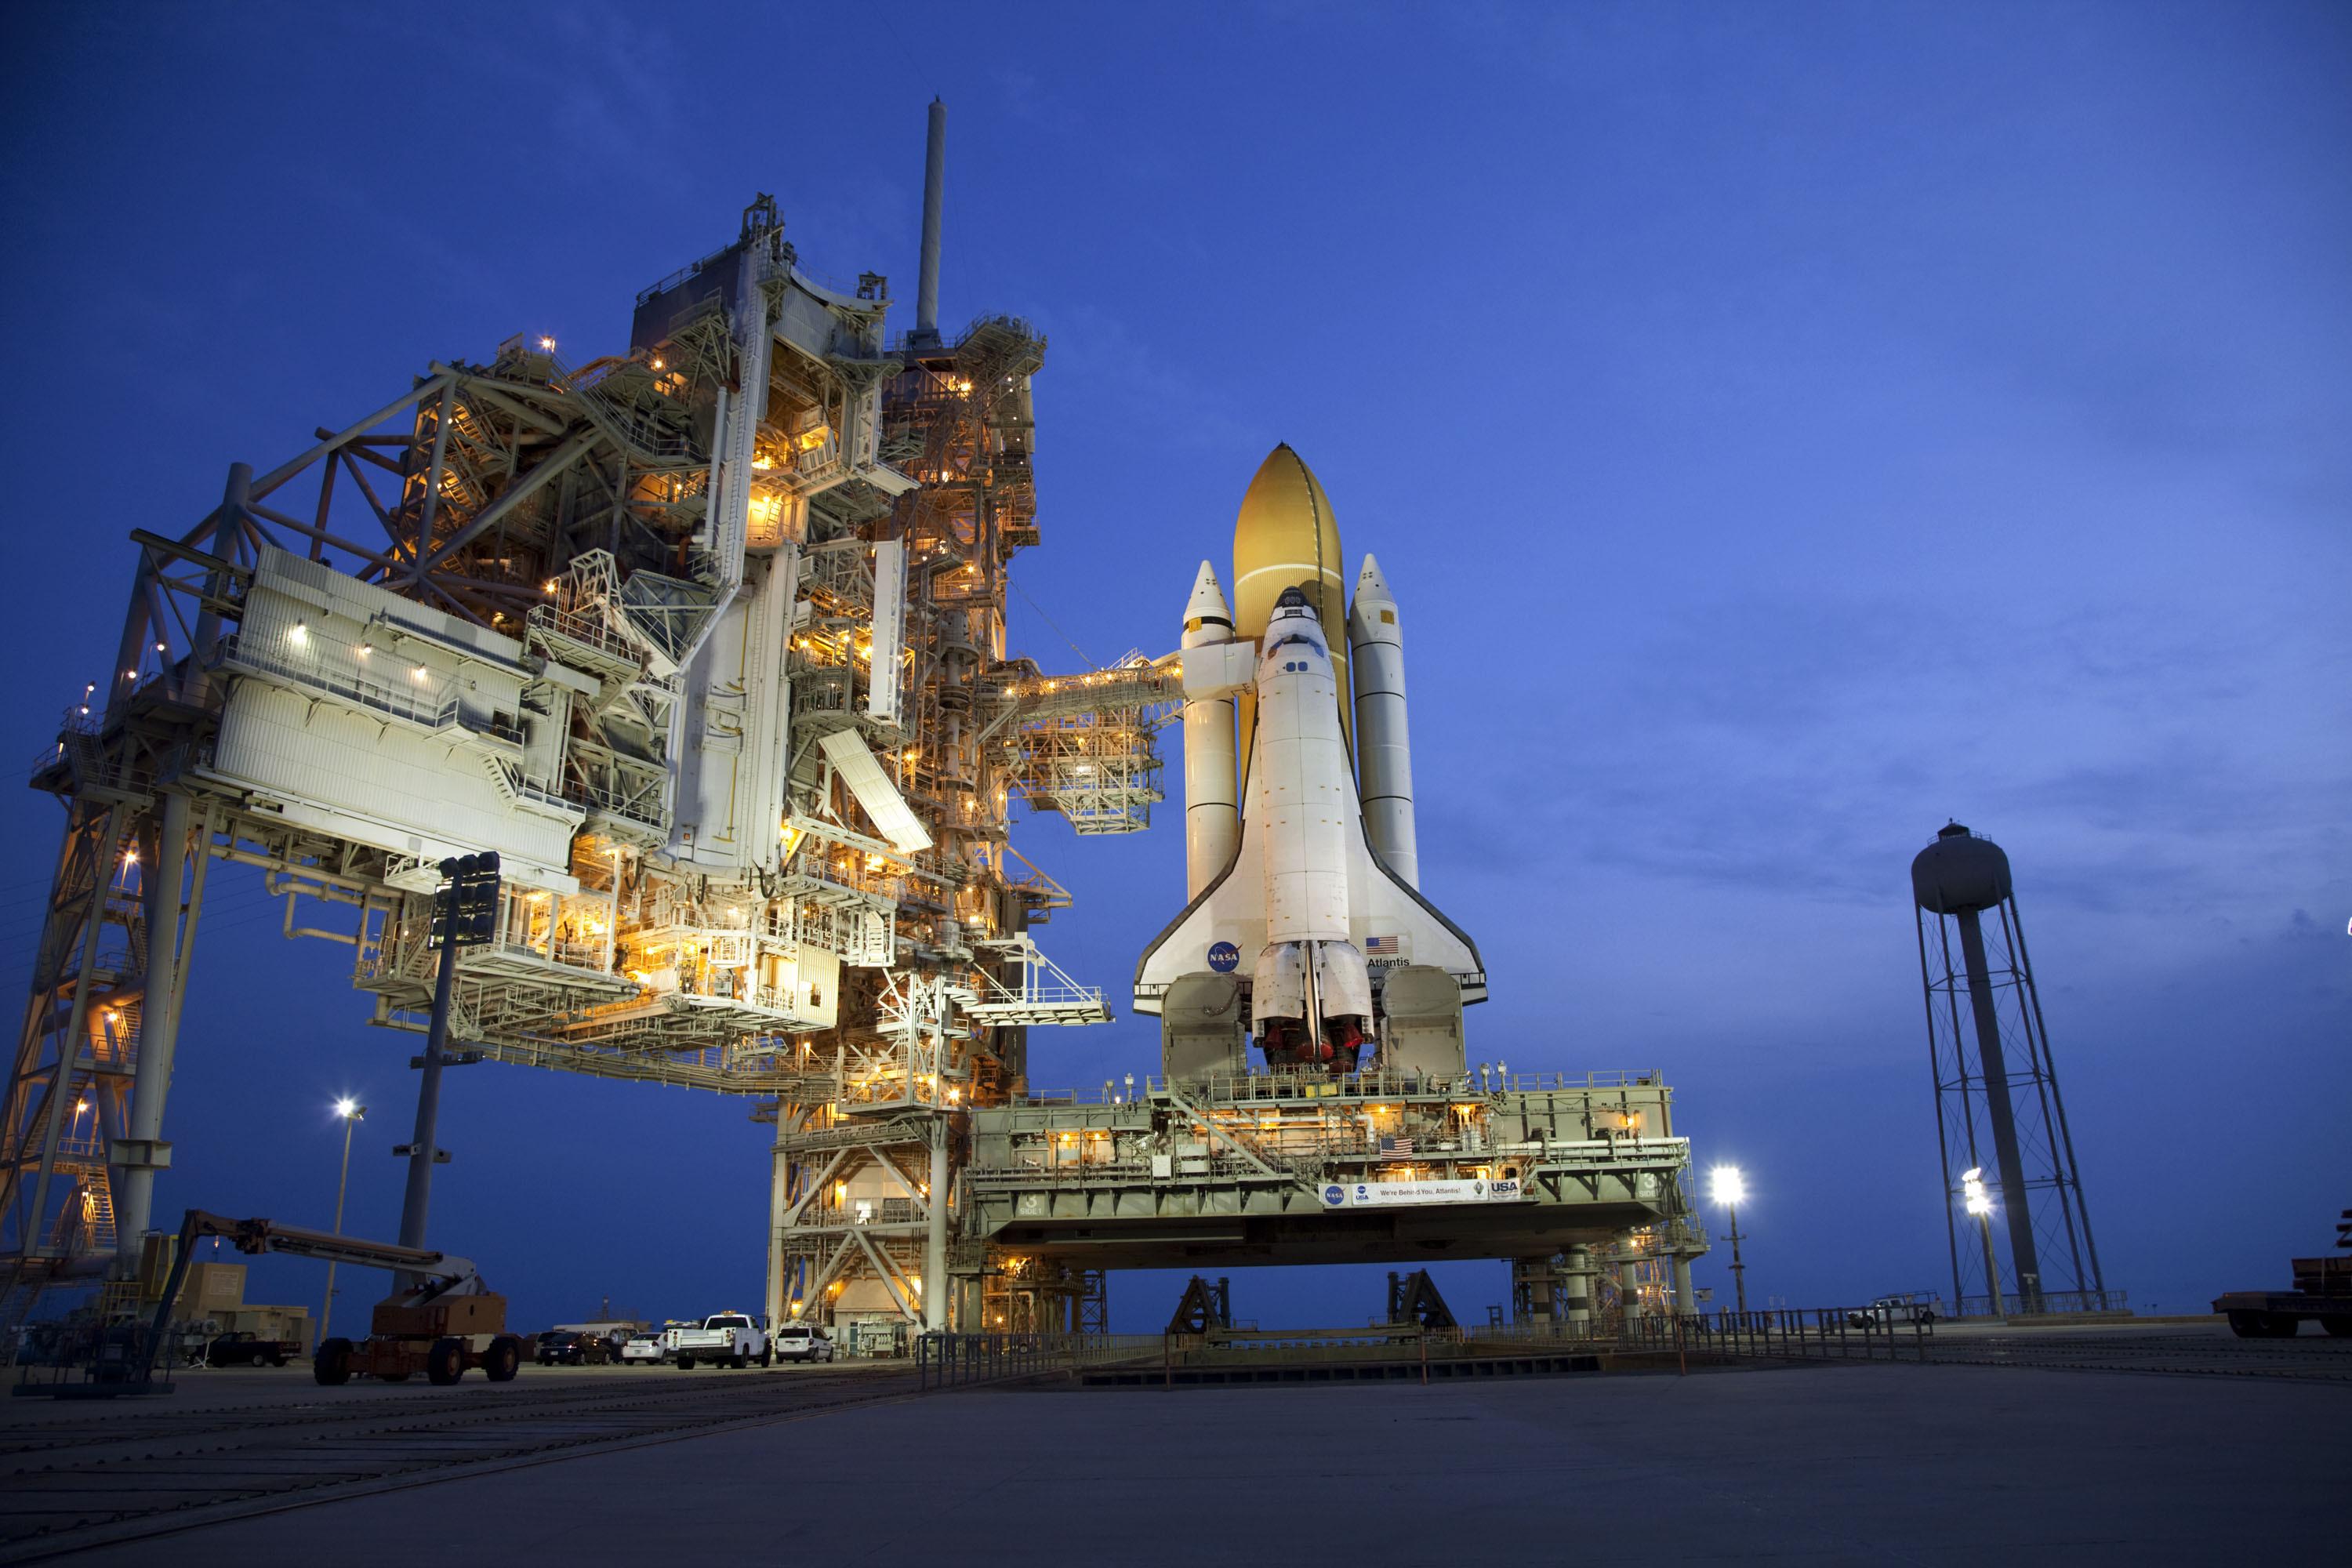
[{"x1": 1231, "y1": 445, "x2": 1352, "y2": 790}]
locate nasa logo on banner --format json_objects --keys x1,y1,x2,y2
[
  {"x1": 1323, "y1": 1185, "x2": 1345, "y2": 1207},
  {"x1": 1207, "y1": 942, "x2": 1240, "y2": 973}
]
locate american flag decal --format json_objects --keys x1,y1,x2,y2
[
  {"x1": 1378, "y1": 1135, "x2": 1416, "y2": 1155},
  {"x1": 1365, "y1": 935, "x2": 1400, "y2": 955}
]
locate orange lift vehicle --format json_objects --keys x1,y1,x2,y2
[{"x1": 143, "y1": 1210, "x2": 523, "y2": 1386}]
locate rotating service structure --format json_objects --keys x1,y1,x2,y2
[
  {"x1": 0, "y1": 107, "x2": 1157, "y2": 1341},
  {"x1": 1, "y1": 109, "x2": 1698, "y2": 1339}
]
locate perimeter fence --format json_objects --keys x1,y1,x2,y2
[
  {"x1": 914, "y1": 1331, "x2": 1163, "y2": 1390},
  {"x1": 913, "y1": 1308, "x2": 1933, "y2": 1391},
  {"x1": 1620, "y1": 1306, "x2": 1938, "y2": 1364},
  {"x1": 918, "y1": 1304, "x2": 2347, "y2": 1391}
]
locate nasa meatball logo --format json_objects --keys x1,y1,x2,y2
[
  {"x1": 1207, "y1": 942, "x2": 1240, "y2": 973},
  {"x1": 1323, "y1": 1185, "x2": 1345, "y2": 1207}
]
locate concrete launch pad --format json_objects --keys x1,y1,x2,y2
[
  {"x1": 13, "y1": 1336, "x2": 2339, "y2": 1567},
  {"x1": 4, "y1": 1326, "x2": 2333, "y2": 1568}
]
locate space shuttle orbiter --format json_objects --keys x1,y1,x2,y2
[{"x1": 1135, "y1": 445, "x2": 1484, "y2": 1078}]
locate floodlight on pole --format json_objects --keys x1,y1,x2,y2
[
  {"x1": 1962, "y1": 1167, "x2": 1992, "y2": 1217},
  {"x1": 1961, "y1": 1166, "x2": 2004, "y2": 1316},
  {"x1": 1709, "y1": 1165, "x2": 1749, "y2": 1314},
  {"x1": 318, "y1": 1098, "x2": 365, "y2": 1351}
]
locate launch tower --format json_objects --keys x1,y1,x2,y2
[{"x1": 2, "y1": 110, "x2": 1700, "y2": 1340}]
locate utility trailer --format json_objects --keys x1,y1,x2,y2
[
  {"x1": 201, "y1": 1330, "x2": 299, "y2": 1367},
  {"x1": 143, "y1": 1210, "x2": 524, "y2": 1387},
  {"x1": 2213, "y1": 1208, "x2": 2352, "y2": 1338}
]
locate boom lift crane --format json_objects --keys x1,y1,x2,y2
[{"x1": 142, "y1": 1210, "x2": 521, "y2": 1387}]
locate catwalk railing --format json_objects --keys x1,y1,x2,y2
[
  {"x1": 1943, "y1": 1289, "x2": 2131, "y2": 1318},
  {"x1": 1617, "y1": 1307, "x2": 1940, "y2": 1363},
  {"x1": 914, "y1": 1332, "x2": 1161, "y2": 1391},
  {"x1": 913, "y1": 1311, "x2": 1935, "y2": 1392}
]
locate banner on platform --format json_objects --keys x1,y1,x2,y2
[{"x1": 1319, "y1": 1178, "x2": 1521, "y2": 1209}]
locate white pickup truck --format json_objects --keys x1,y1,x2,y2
[{"x1": 671, "y1": 1312, "x2": 769, "y2": 1369}]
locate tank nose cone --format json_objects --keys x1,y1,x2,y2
[{"x1": 1232, "y1": 441, "x2": 1353, "y2": 757}]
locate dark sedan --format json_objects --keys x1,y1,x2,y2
[
  {"x1": 205, "y1": 1331, "x2": 296, "y2": 1367},
  {"x1": 534, "y1": 1330, "x2": 613, "y2": 1366}
]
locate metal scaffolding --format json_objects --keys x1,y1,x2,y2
[
  {"x1": 3, "y1": 147, "x2": 1693, "y2": 1343},
  {"x1": 0, "y1": 187, "x2": 1151, "y2": 1338}
]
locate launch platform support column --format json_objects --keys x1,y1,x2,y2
[
  {"x1": 913, "y1": 98, "x2": 946, "y2": 344},
  {"x1": 1513, "y1": 1257, "x2": 1555, "y2": 1332},
  {"x1": 924, "y1": 1113, "x2": 949, "y2": 1330},
  {"x1": 1672, "y1": 1254, "x2": 1696, "y2": 1319},
  {"x1": 1563, "y1": 1246, "x2": 1594, "y2": 1332},
  {"x1": 1618, "y1": 1249, "x2": 1643, "y2": 1325},
  {"x1": 955, "y1": 1272, "x2": 983, "y2": 1334},
  {"x1": 111, "y1": 791, "x2": 192, "y2": 1270}
]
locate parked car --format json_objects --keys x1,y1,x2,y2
[
  {"x1": 204, "y1": 1330, "x2": 299, "y2": 1367},
  {"x1": 673, "y1": 1312, "x2": 768, "y2": 1370},
  {"x1": 534, "y1": 1330, "x2": 612, "y2": 1366},
  {"x1": 1846, "y1": 1293, "x2": 1939, "y2": 1329},
  {"x1": 772, "y1": 1323, "x2": 835, "y2": 1364},
  {"x1": 619, "y1": 1330, "x2": 667, "y2": 1366}
]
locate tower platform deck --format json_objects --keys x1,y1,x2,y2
[{"x1": 963, "y1": 1069, "x2": 1691, "y2": 1272}]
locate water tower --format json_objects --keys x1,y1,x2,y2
[{"x1": 1911, "y1": 822, "x2": 2109, "y2": 1315}]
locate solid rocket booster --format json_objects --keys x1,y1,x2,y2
[
  {"x1": 1181, "y1": 561, "x2": 1240, "y2": 898},
  {"x1": 1346, "y1": 554, "x2": 1418, "y2": 887}
]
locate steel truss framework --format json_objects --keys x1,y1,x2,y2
[
  {"x1": 1916, "y1": 887, "x2": 2109, "y2": 1316},
  {"x1": 2, "y1": 194, "x2": 1699, "y2": 1342},
  {"x1": 2, "y1": 197, "x2": 1165, "y2": 1334}
]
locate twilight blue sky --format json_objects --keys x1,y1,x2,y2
[{"x1": 2, "y1": 1, "x2": 2344, "y2": 1332}]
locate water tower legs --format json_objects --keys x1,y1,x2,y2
[{"x1": 1955, "y1": 906, "x2": 2043, "y2": 1306}]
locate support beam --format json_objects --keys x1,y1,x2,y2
[
  {"x1": 247, "y1": 375, "x2": 451, "y2": 503},
  {"x1": 416, "y1": 428, "x2": 598, "y2": 574},
  {"x1": 111, "y1": 793, "x2": 195, "y2": 1266},
  {"x1": 924, "y1": 1116, "x2": 949, "y2": 1330},
  {"x1": 764, "y1": 1106, "x2": 792, "y2": 1328}
]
